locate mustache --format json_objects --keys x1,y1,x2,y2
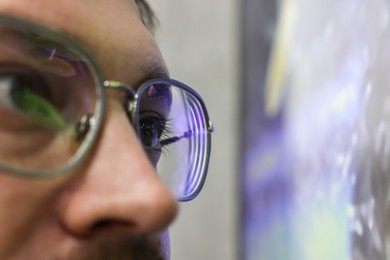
[
  {"x1": 48, "y1": 234, "x2": 167, "y2": 260},
  {"x1": 94, "y1": 236, "x2": 165, "y2": 260}
]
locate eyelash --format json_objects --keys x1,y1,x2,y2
[
  {"x1": 157, "y1": 117, "x2": 172, "y2": 154},
  {"x1": 138, "y1": 115, "x2": 172, "y2": 151}
]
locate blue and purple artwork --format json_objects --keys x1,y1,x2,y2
[{"x1": 243, "y1": 0, "x2": 390, "y2": 259}]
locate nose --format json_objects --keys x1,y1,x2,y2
[{"x1": 58, "y1": 99, "x2": 178, "y2": 237}]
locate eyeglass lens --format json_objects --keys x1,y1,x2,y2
[
  {"x1": 0, "y1": 22, "x2": 97, "y2": 171},
  {"x1": 136, "y1": 83, "x2": 209, "y2": 199}
]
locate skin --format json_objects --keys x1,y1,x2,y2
[{"x1": 0, "y1": 0, "x2": 178, "y2": 259}]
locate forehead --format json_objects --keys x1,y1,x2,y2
[
  {"x1": 0, "y1": 0, "x2": 141, "y2": 41},
  {"x1": 0, "y1": 0, "x2": 167, "y2": 84}
]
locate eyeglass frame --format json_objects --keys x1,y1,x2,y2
[{"x1": 0, "y1": 14, "x2": 214, "y2": 202}]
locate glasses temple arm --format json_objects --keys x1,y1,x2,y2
[{"x1": 160, "y1": 122, "x2": 214, "y2": 146}]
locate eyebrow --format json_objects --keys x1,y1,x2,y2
[{"x1": 139, "y1": 58, "x2": 170, "y2": 85}]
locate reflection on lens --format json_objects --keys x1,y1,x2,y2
[
  {"x1": 8, "y1": 72, "x2": 67, "y2": 131},
  {"x1": 137, "y1": 81, "x2": 210, "y2": 200}
]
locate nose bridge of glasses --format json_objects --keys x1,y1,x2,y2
[
  {"x1": 103, "y1": 80, "x2": 138, "y2": 113},
  {"x1": 102, "y1": 80, "x2": 139, "y2": 127},
  {"x1": 103, "y1": 80, "x2": 137, "y2": 97}
]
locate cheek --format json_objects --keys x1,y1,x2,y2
[{"x1": 0, "y1": 175, "x2": 61, "y2": 258}]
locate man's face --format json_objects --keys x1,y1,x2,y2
[{"x1": 0, "y1": 0, "x2": 178, "y2": 259}]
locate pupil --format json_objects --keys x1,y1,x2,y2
[{"x1": 140, "y1": 123, "x2": 160, "y2": 148}]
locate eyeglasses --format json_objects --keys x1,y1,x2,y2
[{"x1": 0, "y1": 14, "x2": 214, "y2": 202}]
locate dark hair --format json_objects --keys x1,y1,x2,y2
[{"x1": 135, "y1": 0, "x2": 158, "y2": 33}]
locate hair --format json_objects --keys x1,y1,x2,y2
[{"x1": 135, "y1": 0, "x2": 158, "y2": 33}]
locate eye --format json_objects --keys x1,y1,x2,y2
[
  {"x1": 9, "y1": 72, "x2": 50, "y2": 105},
  {"x1": 0, "y1": 71, "x2": 67, "y2": 131},
  {"x1": 139, "y1": 114, "x2": 166, "y2": 150}
]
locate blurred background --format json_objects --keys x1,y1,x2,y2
[{"x1": 148, "y1": 1, "x2": 240, "y2": 260}]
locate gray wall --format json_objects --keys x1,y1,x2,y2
[{"x1": 148, "y1": 1, "x2": 239, "y2": 259}]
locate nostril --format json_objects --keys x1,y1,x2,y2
[
  {"x1": 90, "y1": 218, "x2": 136, "y2": 235},
  {"x1": 93, "y1": 219, "x2": 114, "y2": 229}
]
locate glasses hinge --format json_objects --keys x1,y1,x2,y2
[
  {"x1": 208, "y1": 121, "x2": 215, "y2": 133},
  {"x1": 75, "y1": 114, "x2": 94, "y2": 142}
]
